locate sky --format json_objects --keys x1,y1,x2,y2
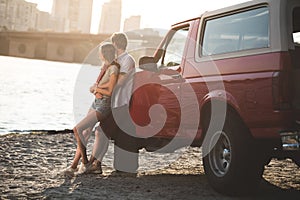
[{"x1": 26, "y1": 0, "x2": 250, "y2": 34}]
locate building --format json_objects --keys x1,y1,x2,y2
[
  {"x1": 98, "y1": 0, "x2": 122, "y2": 34},
  {"x1": 51, "y1": 0, "x2": 93, "y2": 33},
  {"x1": 123, "y1": 15, "x2": 141, "y2": 32},
  {"x1": 0, "y1": 0, "x2": 38, "y2": 31},
  {"x1": 36, "y1": 11, "x2": 51, "y2": 31},
  {"x1": 51, "y1": 0, "x2": 68, "y2": 32},
  {"x1": 77, "y1": 0, "x2": 93, "y2": 33}
]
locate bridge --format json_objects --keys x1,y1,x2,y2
[{"x1": 0, "y1": 31, "x2": 162, "y2": 64}]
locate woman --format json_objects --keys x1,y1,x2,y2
[{"x1": 64, "y1": 43, "x2": 120, "y2": 175}]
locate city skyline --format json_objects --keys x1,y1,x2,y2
[{"x1": 25, "y1": 0, "x2": 250, "y2": 34}]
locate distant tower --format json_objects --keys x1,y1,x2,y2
[
  {"x1": 77, "y1": 0, "x2": 93, "y2": 33},
  {"x1": 123, "y1": 15, "x2": 141, "y2": 32},
  {"x1": 98, "y1": 0, "x2": 122, "y2": 34},
  {"x1": 51, "y1": 0, "x2": 69, "y2": 32},
  {"x1": 52, "y1": 0, "x2": 93, "y2": 33}
]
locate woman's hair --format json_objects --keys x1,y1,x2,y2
[
  {"x1": 99, "y1": 43, "x2": 116, "y2": 64},
  {"x1": 111, "y1": 32, "x2": 128, "y2": 50}
]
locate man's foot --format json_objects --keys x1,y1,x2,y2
[{"x1": 88, "y1": 161, "x2": 102, "y2": 174}]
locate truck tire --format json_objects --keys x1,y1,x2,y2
[{"x1": 202, "y1": 111, "x2": 264, "y2": 196}]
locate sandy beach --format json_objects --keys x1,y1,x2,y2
[{"x1": 0, "y1": 132, "x2": 299, "y2": 199}]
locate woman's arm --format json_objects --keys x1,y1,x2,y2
[
  {"x1": 90, "y1": 83, "x2": 97, "y2": 93},
  {"x1": 94, "y1": 73, "x2": 118, "y2": 97},
  {"x1": 97, "y1": 81, "x2": 110, "y2": 89}
]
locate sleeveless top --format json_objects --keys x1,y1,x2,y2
[{"x1": 95, "y1": 61, "x2": 120, "y2": 98}]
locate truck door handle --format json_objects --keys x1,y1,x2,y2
[{"x1": 171, "y1": 74, "x2": 182, "y2": 79}]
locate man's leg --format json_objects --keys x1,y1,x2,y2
[
  {"x1": 112, "y1": 105, "x2": 139, "y2": 173},
  {"x1": 113, "y1": 132, "x2": 139, "y2": 173},
  {"x1": 89, "y1": 128, "x2": 109, "y2": 165}
]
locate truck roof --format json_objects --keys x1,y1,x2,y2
[
  {"x1": 172, "y1": 16, "x2": 201, "y2": 27},
  {"x1": 171, "y1": 0, "x2": 275, "y2": 27}
]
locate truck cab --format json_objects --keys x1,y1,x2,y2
[{"x1": 110, "y1": 0, "x2": 300, "y2": 195}]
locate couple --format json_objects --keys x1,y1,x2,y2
[{"x1": 64, "y1": 33, "x2": 135, "y2": 175}]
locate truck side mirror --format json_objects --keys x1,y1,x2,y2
[{"x1": 138, "y1": 56, "x2": 158, "y2": 72}]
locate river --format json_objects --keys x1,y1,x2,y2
[{"x1": 0, "y1": 56, "x2": 99, "y2": 135}]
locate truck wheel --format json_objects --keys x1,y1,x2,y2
[{"x1": 202, "y1": 112, "x2": 264, "y2": 196}]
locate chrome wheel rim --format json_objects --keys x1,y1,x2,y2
[{"x1": 209, "y1": 131, "x2": 232, "y2": 177}]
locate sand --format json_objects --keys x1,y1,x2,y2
[{"x1": 0, "y1": 132, "x2": 299, "y2": 199}]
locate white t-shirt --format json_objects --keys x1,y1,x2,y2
[
  {"x1": 112, "y1": 52, "x2": 136, "y2": 108},
  {"x1": 117, "y1": 52, "x2": 135, "y2": 74}
]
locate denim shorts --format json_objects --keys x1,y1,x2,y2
[{"x1": 90, "y1": 97, "x2": 111, "y2": 118}]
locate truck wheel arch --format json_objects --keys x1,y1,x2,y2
[
  {"x1": 199, "y1": 90, "x2": 243, "y2": 133},
  {"x1": 199, "y1": 92, "x2": 247, "y2": 146}
]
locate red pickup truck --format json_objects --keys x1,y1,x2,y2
[{"x1": 107, "y1": 0, "x2": 300, "y2": 195}]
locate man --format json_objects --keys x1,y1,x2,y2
[
  {"x1": 90, "y1": 32, "x2": 138, "y2": 174},
  {"x1": 112, "y1": 32, "x2": 135, "y2": 82}
]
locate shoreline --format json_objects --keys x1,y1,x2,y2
[
  {"x1": 0, "y1": 132, "x2": 299, "y2": 199},
  {"x1": 0, "y1": 129, "x2": 73, "y2": 137}
]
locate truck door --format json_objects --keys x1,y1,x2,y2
[
  {"x1": 147, "y1": 25, "x2": 190, "y2": 139},
  {"x1": 132, "y1": 23, "x2": 200, "y2": 152}
]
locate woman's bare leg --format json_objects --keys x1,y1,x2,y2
[
  {"x1": 69, "y1": 109, "x2": 94, "y2": 169},
  {"x1": 70, "y1": 128, "x2": 92, "y2": 169},
  {"x1": 73, "y1": 110, "x2": 103, "y2": 164}
]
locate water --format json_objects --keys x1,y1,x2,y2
[{"x1": 0, "y1": 56, "x2": 98, "y2": 135}]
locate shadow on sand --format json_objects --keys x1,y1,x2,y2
[{"x1": 42, "y1": 173, "x2": 300, "y2": 200}]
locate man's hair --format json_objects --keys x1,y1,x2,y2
[
  {"x1": 111, "y1": 32, "x2": 128, "y2": 50},
  {"x1": 99, "y1": 43, "x2": 116, "y2": 64}
]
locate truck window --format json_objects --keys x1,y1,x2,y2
[
  {"x1": 201, "y1": 7, "x2": 269, "y2": 56},
  {"x1": 161, "y1": 27, "x2": 189, "y2": 67}
]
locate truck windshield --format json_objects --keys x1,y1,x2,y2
[{"x1": 162, "y1": 26, "x2": 189, "y2": 67}]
